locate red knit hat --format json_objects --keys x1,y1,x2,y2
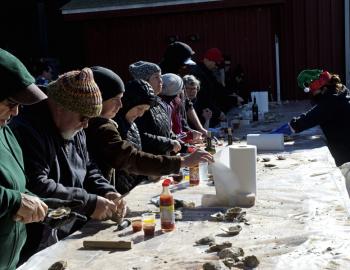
[{"x1": 204, "y1": 48, "x2": 224, "y2": 64}]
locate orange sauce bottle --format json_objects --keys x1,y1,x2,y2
[{"x1": 160, "y1": 179, "x2": 175, "y2": 232}]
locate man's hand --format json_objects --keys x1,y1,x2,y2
[
  {"x1": 170, "y1": 139, "x2": 181, "y2": 153},
  {"x1": 105, "y1": 192, "x2": 127, "y2": 224},
  {"x1": 181, "y1": 149, "x2": 214, "y2": 168},
  {"x1": 13, "y1": 193, "x2": 48, "y2": 224},
  {"x1": 90, "y1": 196, "x2": 116, "y2": 220}
]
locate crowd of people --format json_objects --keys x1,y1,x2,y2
[
  {"x1": 2, "y1": 39, "x2": 350, "y2": 269},
  {"x1": 1, "y1": 41, "x2": 243, "y2": 269}
]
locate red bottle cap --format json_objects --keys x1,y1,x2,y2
[
  {"x1": 162, "y1": 178, "x2": 172, "y2": 186},
  {"x1": 187, "y1": 146, "x2": 196, "y2": 153}
]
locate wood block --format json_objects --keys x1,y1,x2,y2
[{"x1": 83, "y1": 240, "x2": 132, "y2": 250}]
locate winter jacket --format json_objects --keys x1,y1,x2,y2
[
  {"x1": 85, "y1": 117, "x2": 181, "y2": 185},
  {"x1": 9, "y1": 101, "x2": 117, "y2": 259},
  {"x1": 290, "y1": 88, "x2": 350, "y2": 166},
  {"x1": 109, "y1": 79, "x2": 161, "y2": 194},
  {"x1": 0, "y1": 125, "x2": 26, "y2": 270},
  {"x1": 10, "y1": 101, "x2": 116, "y2": 215},
  {"x1": 136, "y1": 97, "x2": 175, "y2": 155},
  {"x1": 189, "y1": 63, "x2": 224, "y2": 127}
]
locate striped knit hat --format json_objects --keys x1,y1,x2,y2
[{"x1": 47, "y1": 68, "x2": 102, "y2": 117}]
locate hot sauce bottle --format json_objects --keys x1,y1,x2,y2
[
  {"x1": 160, "y1": 179, "x2": 175, "y2": 232},
  {"x1": 187, "y1": 146, "x2": 200, "y2": 186}
]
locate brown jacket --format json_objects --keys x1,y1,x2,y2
[{"x1": 85, "y1": 117, "x2": 181, "y2": 183}]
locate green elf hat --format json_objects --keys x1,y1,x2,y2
[{"x1": 297, "y1": 69, "x2": 331, "y2": 93}]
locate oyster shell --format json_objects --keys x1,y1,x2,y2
[
  {"x1": 220, "y1": 225, "x2": 242, "y2": 236},
  {"x1": 243, "y1": 255, "x2": 260, "y2": 268},
  {"x1": 48, "y1": 260, "x2": 68, "y2": 270},
  {"x1": 218, "y1": 247, "x2": 244, "y2": 259},
  {"x1": 48, "y1": 208, "x2": 71, "y2": 219},
  {"x1": 210, "y1": 212, "x2": 225, "y2": 221},
  {"x1": 261, "y1": 157, "x2": 271, "y2": 162},
  {"x1": 206, "y1": 241, "x2": 232, "y2": 252},
  {"x1": 195, "y1": 235, "x2": 215, "y2": 245}
]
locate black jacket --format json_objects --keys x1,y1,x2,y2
[
  {"x1": 111, "y1": 80, "x2": 156, "y2": 194},
  {"x1": 136, "y1": 97, "x2": 174, "y2": 155},
  {"x1": 189, "y1": 63, "x2": 223, "y2": 127},
  {"x1": 290, "y1": 88, "x2": 350, "y2": 166},
  {"x1": 10, "y1": 101, "x2": 116, "y2": 216},
  {"x1": 114, "y1": 114, "x2": 149, "y2": 194}
]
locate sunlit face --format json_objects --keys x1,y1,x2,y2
[
  {"x1": 148, "y1": 72, "x2": 162, "y2": 95},
  {"x1": 0, "y1": 98, "x2": 20, "y2": 126},
  {"x1": 185, "y1": 85, "x2": 199, "y2": 100},
  {"x1": 125, "y1": 104, "x2": 150, "y2": 123},
  {"x1": 55, "y1": 108, "x2": 90, "y2": 139},
  {"x1": 101, "y1": 93, "x2": 123, "y2": 119}
]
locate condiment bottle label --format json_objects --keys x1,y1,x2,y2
[{"x1": 160, "y1": 205, "x2": 175, "y2": 223}]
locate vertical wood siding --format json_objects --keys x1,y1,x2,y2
[{"x1": 67, "y1": 0, "x2": 344, "y2": 100}]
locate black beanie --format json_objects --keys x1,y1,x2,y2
[
  {"x1": 120, "y1": 80, "x2": 156, "y2": 116},
  {"x1": 91, "y1": 66, "x2": 125, "y2": 101}
]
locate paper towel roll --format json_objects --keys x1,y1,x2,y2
[
  {"x1": 212, "y1": 146, "x2": 257, "y2": 207},
  {"x1": 247, "y1": 133, "x2": 284, "y2": 151},
  {"x1": 229, "y1": 145, "x2": 257, "y2": 195}
]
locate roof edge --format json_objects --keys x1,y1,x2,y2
[{"x1": 62, "y1": 0, "x2": 221, "y2": 15}]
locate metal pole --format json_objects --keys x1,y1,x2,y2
[{"x1": 275, "y1": 34, "x2": 281, "y2": 103}]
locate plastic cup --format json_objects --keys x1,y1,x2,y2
[
  {"x1": 199, "y1": 162, "x2": 208, "y2": 181},
  {"x1": 142, "y1": 213, "x2": 156, "y2": 237},
  {"x1": 131, "y1": 218, "x2": 142, "y2": 233}
]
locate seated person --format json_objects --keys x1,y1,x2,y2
[
  {"x1": 129, "y1": 61, "x2": 181, "y2": 155},
  {"x1": 10, "y1": 68, "x2": 126, "y2": 262},
  {"x1": 86, "y1": 67, "x2": 213, "y2": 193},
  {"x1": 183, "y1": 74, "x2": 213, "y2": 130},
  {"x1": 0, "y1": 48, "x2": 48, "y2": 270},
  {"x1": 161, "y1": 73, "x2": 202, "y2": 143}
]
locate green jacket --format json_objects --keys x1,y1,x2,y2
[{"x1": 0, "y1": 125, "x2": 26, "y2": 270}]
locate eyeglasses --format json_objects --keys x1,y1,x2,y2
[{"x1": 4, "y1": 98, "x2": 19, "y2": 109}]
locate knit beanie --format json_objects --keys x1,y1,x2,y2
[
  {"x1": 91, "y1": 66, "x2": 125, "y2": 101},
  {"x1": 120, "y1": 79, "x2": 156, "y2": 116},
  {"x1": 297, "y1": 69, "x2": 331, "y2": 93},
  {"x1": 161, "y1": 73, "x2": 184, "y2": 96},
  {"x1": 129, "y1": 61, "x2": 161, "y2": 81},
  {"x1": 47, "y1": 67, "x2": 102, "y2": 117}
]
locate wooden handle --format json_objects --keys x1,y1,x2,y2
[{"x1": 83, "y1": 240, "x2": 132, "y2": 250}]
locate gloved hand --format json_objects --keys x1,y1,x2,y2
[
  {"x1": 41, "y1": 198, "x2": 84, "y2": 209},
  {"x1": 41, "y1": 198, "x2": 87, "y2": 229},
  {"x1": 43, "y1": 211, "x2": 87, "y2": 229},
  {"x1": 270, "y1": 123, "x2": 293, "y2": 135}
]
